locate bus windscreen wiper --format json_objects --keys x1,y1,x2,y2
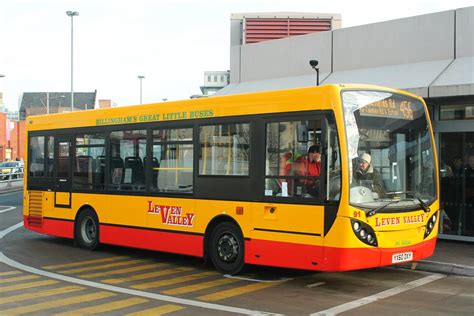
[
  {"x1": 385, "y1": 191, "x2": 430, "y2": 213},
  {"x1": 367, "y1": 200, "x2": 401, "y2": 217}
]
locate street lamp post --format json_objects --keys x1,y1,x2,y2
[
  {"x1": 66, "y1": 10, "x2": 79, "y2": 112},
  {"x1": 138, "y1": 75, "x2": 145, "y2": 104}
]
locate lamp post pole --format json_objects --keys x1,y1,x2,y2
[
  {"x1": 309, "y1": 60, "x2": 320, "y2": 86},
  {"x1": 138, "y1": 75, "x2": 145, "y2": 104},
  {"x1": 66, "y1": 11, "x2": 79, "y2": 112}
]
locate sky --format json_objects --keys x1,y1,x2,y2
[{"x1": 0, "y1": 0, "x2": 472, "y2": 111}]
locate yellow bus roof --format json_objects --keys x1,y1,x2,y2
[{"x1": 26, "y1": 84, "x2": 422, "y2": 132}]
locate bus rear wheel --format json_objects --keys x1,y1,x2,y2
[
  {"x1": 209, "y1": 222, "x2": 245, "y2": 275},
  {"x1": 75, "y1": 209, "x2": 99, "y2": 250}
]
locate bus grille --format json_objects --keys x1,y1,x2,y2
[{"x1": 28, "y1": 191, "x2": 43, "y2": 227}]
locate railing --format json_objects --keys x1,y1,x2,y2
[{"x1": 0, "y1": 171, "x2": 24, "y2": 189}]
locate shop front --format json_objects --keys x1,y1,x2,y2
[{"x1": 434, "y1": 102, "x2": 474, "y2": 241}]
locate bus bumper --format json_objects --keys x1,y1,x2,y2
[{"x1": 322, "y1": 237, "x2": 437, "y2": 271}]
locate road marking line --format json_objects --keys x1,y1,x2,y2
[
  {"x1": 53, "y1": 297, "x2": 148, "y2": 315},
  {"x1": 0, "y1": 280, "x2": 59, "y2": 293},
  {"x1": 0, "y1": 206, "x2": 16, "y2": 213},
  {"x1": 126, "y1": 304, "x2": 185, "y2": 315},
  {"x1": 0, "y1": 252, "x2": 276, "y2": 315},
  {"x1": 132, "y1": 271, "x2": 216, "y2": 290},
  {"x1": 58, "y1": 259, "x2": 148, "y2": 274},
  {"x1": 1, "y1": 223, "x2": 277, "y2": 315},
  {"x1": 43, "y1": 256, "x2": 127, "y2": 270},
  {"x1": 306, "y1": 282, "x2": 326, "y2": 288},
  {"x1": 224, "y1": 274, "x2": 292, "y2": 283},
  {"x1": 198, "y1": 282, "x2": 278, "y2": 301},
  {"x1": 103, "y1": 266, "x2": 193, "y2": 285},
  {"x1": 0, "y1": 274, "x2": 40, "y2": 283},
  {"x1": 0, "y1": 285, "x2": 83, "y2": 304},
  {"x1": 162, "y1": 278, "x2": 238, "y2": 295},
  {"x1": 79, "y1": 262, "x2": 168, "y2": 278},
  {"x1": 1, "y1": 291, "x2": 115, "y2": 314},
  {"x1": 0, "y1": 222, "x2": 23, "y2": 239},
  {"x1": 0, "y1": 270, "x2": 22, "y2": 277},
  {"x1": 310, "y1": 274, "x2": 446, "y2": 315}
]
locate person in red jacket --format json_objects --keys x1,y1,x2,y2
[{"x1": 295, "y1": 144, "x2": 321, "y2": 196}]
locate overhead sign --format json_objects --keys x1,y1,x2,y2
[{"x1": 359, "y1": 99, "x2": 414, "y2": 120}]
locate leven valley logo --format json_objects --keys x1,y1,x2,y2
[
  {"x1": 374, "y1": 214, "x2": 426, "y2": 228},
  {"x1": 147, "y1": 201, "x2": 195, "y2": 227}
]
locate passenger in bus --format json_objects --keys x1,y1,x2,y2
[
  {"x1": 295, "y1": 144, "x2": 321, "y2": 197},
  {"x1": 353, "y1": 153, "x2": 385, "y2": 197}
]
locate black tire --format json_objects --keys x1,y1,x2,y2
[
  {"x1": 209, "y1": 222, "x2": 245, "y2": 275},
  {"x1": 75, "y1": 209, "x2": 100, "y2": 250}
]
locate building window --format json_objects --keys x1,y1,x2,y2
[
  {"x1": 207, "y1": 75, "x2": 211, "y2": 83},
  {"x1": 214, "y1": 75, "x2": 217, "y2": 82},
  {"x1": 440, "y1": 104, "x2": 474, "y2": 120},
  {"x1": 199, "y1": 123, "x2": 250, "y2": 176}
]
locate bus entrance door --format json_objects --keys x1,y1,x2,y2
[{"x1": 54, "y1": 136, "x2": 72, "y2": 208}]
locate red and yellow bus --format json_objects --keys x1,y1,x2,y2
[{"x1": 24, "y1": 84, "x2": 439, "y2": 274}]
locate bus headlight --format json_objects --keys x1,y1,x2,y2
[
  {"x1": 424, "y1": 211, "x2": 439, "y2": 239},
  {"x1": 351, "y1": 219, "x2": 378, "y2": 247}
]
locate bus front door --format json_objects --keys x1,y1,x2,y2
[{"x1": 54, "y1": 136, "x2": 72, "y2": 208}]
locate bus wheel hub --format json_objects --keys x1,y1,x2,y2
[{"x1": 217, "y1": 234, "x2": 238, "y2": 262}]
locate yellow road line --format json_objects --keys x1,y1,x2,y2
[
  {"x1": 0, "y1": 271, "x2": 22, "y2": 277},
  {"x1": 197, "y1": 282, "x2": 277, "y2": 301},
  {"x1": 1, "y1": 291, "x2": 116, "y2": 315},
  {"x1": 58, "y1": 259, "x2": 147, "y2": 274},
  {"x1": 132, "y1": 271, "x2": 216, "y2": 290},
  {"x1": 162, "y1": 278, "x2": 238, "y2": 295},
  {"x1": 43, "y1": 256, "x2": 125, "y2": 270},
  {"x1": 0, "y1": 274, "x2": 40, "y2": 284},
  {"x1": 53, "y1": 297, "x2": 148, "y2": 315},
  {"x1": 0, "y1": 280, "x2": 59, "y2": 293},
  {"x1": 0, "y1": 285, "x2": 83, "y2": 304},
  {"x1": 126, "y1": 304, "x2": 185, "y2": 315},
  {"x1": 103, "y1": 266, "x2": 193, "y2": 285},
  {"x1": 79, "y1": 262, "x2": 167, "y2": 278}
]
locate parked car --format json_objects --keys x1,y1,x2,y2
[{"x1": 0, "y1": 161, "x2": 24, "y2": 180}]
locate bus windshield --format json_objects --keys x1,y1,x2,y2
[{"x1": 342, "y1": 90, "x2": 436, "y2": 211}]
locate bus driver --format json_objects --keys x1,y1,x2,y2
[{"x1": 353, "y1": 153, "x2": 385, "y2": 197}]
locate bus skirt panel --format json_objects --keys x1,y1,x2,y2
[
  {"x1": 245, "y1": 239, "x2": 324, "y2": 271},
  {"x1": 24, "y1": 216, "x2": 75, "y2": 239},
  {"x1": 100, "y1": 224, "x2": 204, "y2": 258}
]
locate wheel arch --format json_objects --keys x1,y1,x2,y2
[{"x1": 74, "y1": 204, "x2": 99, "y2": 224}]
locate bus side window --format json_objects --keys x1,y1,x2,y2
[{"x1": 264, "y1": 119, "x2": 322, "y2": 199}]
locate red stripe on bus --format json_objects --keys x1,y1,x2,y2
[
  {"x1": 245, "y1": 239, "x2": 324, "y2": 270},
  {"x1": 100, "y1": 224, "x2": 204, "y2": 257},
  {"x1": 38, "y1": 218, "x2": 74, "y2": 238}
]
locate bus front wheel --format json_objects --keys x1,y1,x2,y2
[
  {"x1": 209, "y1": 222, "x2": 245, "y2": 275},
  {"x1": 75, "y1": 209, "x2": 100, "y2": 250}
]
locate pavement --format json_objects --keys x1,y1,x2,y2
[
  {"x1": 396, "y1": 239, "x2": 474, "y2": 277},
  {"x1": 0, "y1": 185, "x2": 473, "y2": 277}
]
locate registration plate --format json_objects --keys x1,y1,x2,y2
[{"x1": 392, "y1": 251, "x2": 413, "y2": 263}]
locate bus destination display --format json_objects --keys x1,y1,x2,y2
[{"x1": 360, "y1": 99, "x2": 414, "y2": 120}]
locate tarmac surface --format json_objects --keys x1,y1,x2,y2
[{"x1": 1, "y1": 185, "x2": 473, "y2": 277}]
